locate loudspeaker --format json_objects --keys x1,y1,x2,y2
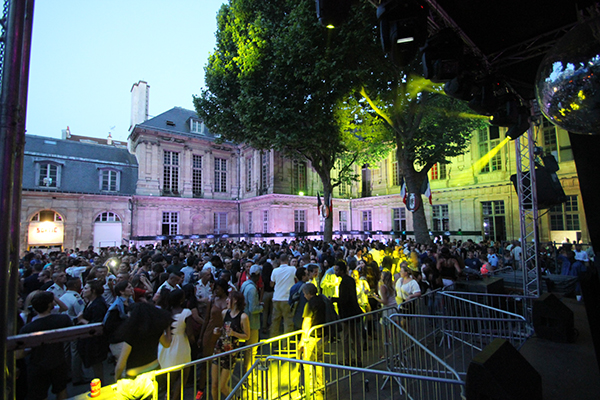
[
  {"x1": 510, "y1": 165, "x2": 567, "y2": 210},
  {"x1": 466, "y1": 338, "x2": 542, "y2": 400},
  {"x1": 532, "y1": 293, "x2": 575, "y2": 343}
]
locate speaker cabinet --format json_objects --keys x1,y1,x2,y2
[
  {"x1": 466, "y1": 338, "x2": 542, "y2": 400},
  {"x1": 532, "y1": 293, "x2": 575, "y2": 343}
]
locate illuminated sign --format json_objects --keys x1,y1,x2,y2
[{"x1": 28, "y1": 222, "x2": 64, "y2": 245}]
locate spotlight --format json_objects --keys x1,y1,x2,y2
[
  {"x1": 505, "y1": 108, "x2": 531, "y2": 140},
  {"x1": 422, "y1": 28, "x2": 464, "y2": 83},
  {"x1": 468, "y1": 76, "x2": 503, "y2": 116},
  {"x1": 377, "y1": 0, "x2": 428, "y2": 66},
  {"x1": 315, "y1": 0, "x2": 353, "y2": 28}
]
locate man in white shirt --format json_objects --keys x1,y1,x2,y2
[
  {"x1": 511, "y1": 241, "x2": 523, "y2": 269},
  {"x1": 46, "y1": 271, "x2": 68, "y2": 298},
  {"x1": 153, "y1": 272, "x2": 183, "y2": 302},
  {"x1": 574, "y1": 244, "x2": 590, "y2": 265},
  {"x1": 270, "y1": 253, "x2": 297, "y2": 338},
  {"x1": 195, "y1": 269, "x2": 213, "y2": 300},
  {"x1": 59, "y1": 278, "x2": 88, "y2": 384}
]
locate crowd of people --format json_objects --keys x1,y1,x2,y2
[{"x1": 15, "y1": 236, "x2": 594, "y2": 400}]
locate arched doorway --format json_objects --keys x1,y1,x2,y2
[
  {"x1": 27, "y1": 210, "x2": 65, "y2": 251},
  {"x1": 93, "y1": 211, "x2": 123, "y2": 250}
]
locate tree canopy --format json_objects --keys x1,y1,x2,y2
[{"x1": 195, "y1": 0, "x2": 390, "y2": 240}]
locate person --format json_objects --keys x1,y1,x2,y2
[
  {"x1": 396, "y1": 265, "x2": 421, "y2": 304},
  {"x1": 487, "y1": 247, "x2": 499, "y2": 270},
  {"x1": 114, "y1": 302, "x2": 172, "y2": 380},
  {"x1": 270, "y1": 253, "x2": 296, "y2": 338},
  {"x1": 158, "y1": 289, "x2": 193, "y2": 400},
  {"x1": 355, "y1": 264, "x2": 371, "y2": 313},
  {"x1": 195, "y1": 269, "x2": 213, "y2": 301},
  {"x1": 240, "y1": 264, "x2": 263, "y2": 374},
  {"x1": 375, "y1": 271, "x2": 397, "y2": 310},
  {"x1": 19, "y1": 291, "x2": 73, "y2": 400},
  {"x1": 153, "y1": 272, "x2": 183, "y2": 302},
  {"x1": 73, "y1": 279, "x2": 110, "y2": 383},
  {"x1": 260, "y1": 257, "x2": 275, "y2": 335},
  {"x1": 59, "y1": 277, "x2": 87, "y2": 385},
  {"x1": 289, "y1": 267, "x2": 309, "y2": 330},
  {"x1": 437, "y1": 247, "x2": 462, "y2": 287},
  {"x1": 332, "y1": 260, "x2": 363, "y2": 367},
  {"x1": 103, "y1": 280, "x2": 134, "y2": 361},
  {"x1": 298, "y1": 283, "x2": 326, "y2": 400},
  {"x1": 196, "y1": 279, "x2": 229, "y2": 395},
  {"x1": 211, "y1": 291, "x2": 250, "y2": 400},
  {"x1": 46, "y1": 271, "x2": 68, "y2": 298}
]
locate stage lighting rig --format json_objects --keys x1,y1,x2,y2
[{"x1": 377, "y1": 0, "x2": 428, "y2": 66}]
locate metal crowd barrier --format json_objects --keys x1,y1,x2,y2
[{"x1": 393, "y1": 291, "x2": 531, "y2": 377}]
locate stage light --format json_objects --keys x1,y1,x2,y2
[
  {"x1": 422, "y1": 28, "x2": 464, "y2": 83},
  {"x1": 377, "y1": 0, "x2": 428, "y2": 66},
  {"x1": 315, "y1": 0, "x2": 353, "y2": 28}
]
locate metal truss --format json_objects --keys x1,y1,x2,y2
[{"x1": 515, "y1": 104, "x2": 541, "y2": 302}]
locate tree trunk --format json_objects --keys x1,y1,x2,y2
[
  {"x1": 317, "y1": 169, "x2": 334, "y2": 242},
  {"x1": 398, "y1": 148, "x2": 432, "y2": 246}
]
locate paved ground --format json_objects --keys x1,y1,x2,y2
[{"x1": 520, "y1": 295, "x2": 600, "y2": 400}]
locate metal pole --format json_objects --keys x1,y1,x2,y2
[{"x1": 0, "y1": 0, "x2": 35, "y2": 398}]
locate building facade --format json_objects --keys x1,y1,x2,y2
[{"x1": 20, "y1": 96, "x2": 586, "y2": 253}]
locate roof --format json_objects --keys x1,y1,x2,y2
[
  {"x1": 136, "y1": 107, "x2": 220, "y2": 139},
  {"x1": 24, "y1": 135, "x2": 137, "y2": 166}
]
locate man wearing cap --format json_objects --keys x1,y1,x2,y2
[{"x1": 240, "y1": 264, "x2": 264, "y2": 374}]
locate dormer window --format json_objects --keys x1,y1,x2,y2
[
  {"x1": 99, "y1": 168, "x2": 121, "y2": 192},
  {"x1": 190, "y1": 119, "x2": 203, "y2": 133},
  {"x1": 35, "y1": 161, "x2": 62, "y2": 189}
]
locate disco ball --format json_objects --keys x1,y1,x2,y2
[{"x1": 535, "y1": 16, "x2": 600, "y2": 135}]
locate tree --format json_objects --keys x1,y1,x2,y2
[
  {"x1": 359, "y1": 72, "x2": 489, "y2": 244},
  {"x1": 194, "y1": 0, "x2": 389, "y2": 241}
]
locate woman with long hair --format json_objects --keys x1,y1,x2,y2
[
  {"x1": 211, "y1": 290, "x2": 250, "y2": 400},
  {"x1": 375, "y1": 271, "x2": 397, "y2": 310},
  {"x1": 77, "y1": 279, "x2": 109, "y2": 383},
  {"x1": 395, "y1": 265, "x2": 422, "y2": 304},
  {"x1": 114, "y1": 302, "x2": 172, "y2": 380}
]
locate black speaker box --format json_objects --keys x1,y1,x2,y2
[
  {"x1": 532, "y1": 293, "x2": 575, "y2": 343},
  {"x1": 466, "y1": 338, "x2": 542, "y2": 400},
  {"x1": 510, "y1": 166, "x2": 567, "y2": 210}
]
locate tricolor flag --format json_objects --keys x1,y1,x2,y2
[
  {"x1": 400, "y1": 176, "x2": 432, "y2": 205},
  {"x1": 327, "y1": 193, "x2": 333, "y2": 217},
  {"x1": 421, "y1": 176, "x2": 432, "y2": 205},
  {"x1": 317, "y1": 192, "x2": 322, "y2": 216},
  {"x1": 400, "y1": 177, "x2": 407, "y2": 205}
]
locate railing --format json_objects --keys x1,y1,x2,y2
[{"x1": 393, "y1": 291, "x2": 531, "y2": 376}]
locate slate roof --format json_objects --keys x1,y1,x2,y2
[
  {"x1": 136, "y1": 107, "x2": 221, "y2": 140},
  {"x1": 22, "y1": 134, "x2": 138, "y2": 195}
]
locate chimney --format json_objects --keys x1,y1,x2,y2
[
  {"x1": 107, "y1": 132, "x2": 113, "y2": 145},
  {"x1": 130, "y1": 81, "x2": 150, "y2": 132},
  {"x1": 61, "y1": 126, "x2": 71, "y2": 139}
]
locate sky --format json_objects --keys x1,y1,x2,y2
[{"x1": 26, "y1": 0, "x2": 226, "y2": 142}]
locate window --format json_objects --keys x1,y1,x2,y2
[
  {"x1": 478, "y1": 127, "x2": 502, "y2": 173},
  {"x1": 292, "y1": 161, "x2": 307, "y2": 194},
  {"x1": 162, "y1": 212, "x2": 179, "y2": 236},
  {"x1": 163, "y1": 151, "x2": 180, "y2": 194},
  {"x1": 31, "y1": 210, "x2": 62, "y2": 222},
  {"x1": 100, "y1": 169, "x2": 120, "y2": 192},
  {"x1": 550, "y1": 195, "x2": 580, "y2": 231},
  {"x1": 392, "y1": 161, "x2": 400, "y2": 186},
  {"x1": 542, "y1": 119, "x2": 557, "y2": 155},
  {"x1": 362, "y1": 210, "x2": 372, "y2": 231},
  {"x1": 430, "y1": 163, "x2": 447, "y2": 180},
  {"x1": 260, "y1": 152, "x2": 269, "y2": 192},
  {"x1": 95, "y1": 212, "x2": 121, "y2": 222},
  {"x1": 361, "y1": 165, "x2": 372, "y2": 197},
  {"x1": 262, "y1": 210, "x2": 269, "y2": 234},
  {"x1": 294, "y1": 210, "x2": 306, "y2": 233},
  {"x1": 247, "y1": 211, "x2": 253, "y2": 234},
  {"x1": 192, "y1": 155, "x2": 202, "y2": 197},
  {"x1": 37, "y1": 162, "x2": 60, "y2": 188},
  {"x1": 372, "y1": 163, "x2": 382, "y2": 183},
  {"x1": 432, "y1": 205, "x2": 449, "y2": 231},
  {"x1": 214, "y1": 158, "x2": 227, "y2": 193},
  {"x1": 246, "y1": 157, "x2": 253, "y2": 192},
  {"x1": 214, "y1": 212, "x2": 227, "y2": 234},
  {"x1": 339, "y1": 211, "x2": 348, "y2": 231},
  {"x1": 190, "y1": 119, "x2": 203, "y2": 133},
  {"x1": 338, "y1": 183, "x2": 348, "y2": 197},
  {"x1": 481, "y1": 201, "x2": 506, "y2": 241},
  {"x1": 392, "y1": 208, "x2": 406, "y2": 232}
]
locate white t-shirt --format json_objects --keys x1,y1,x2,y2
[
  {"x1": 60, "y1": 290, "x2": 85, "y2": 319},
  {"x1": 396, "y1": 278, "x2": 421, "y2": 303},
  {"x1": 271, "y1": 264, "x2": 296, "y2": 302}
]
